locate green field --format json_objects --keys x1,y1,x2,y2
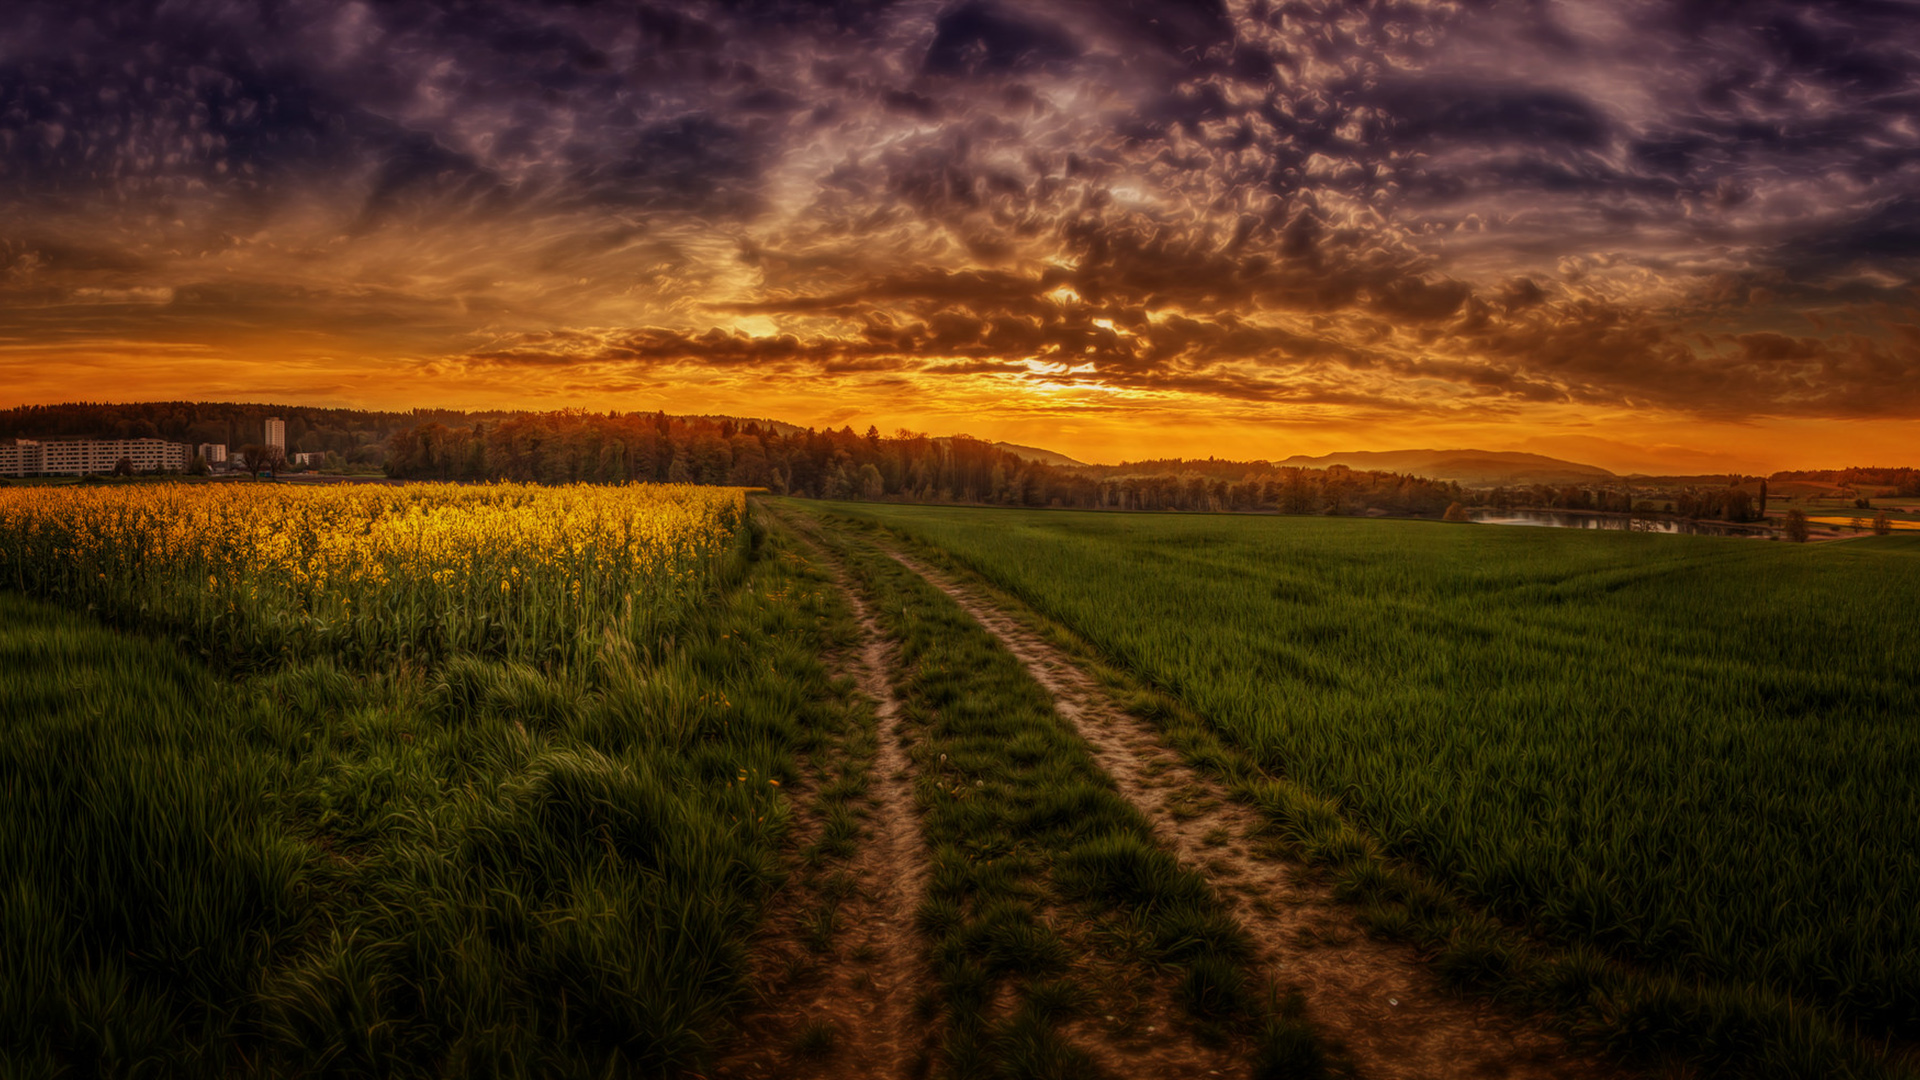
[
  {"x1": 6, "y1": 482, "x2": 1919, "y2": 1078},
  {"x1": 817, "y1": 503, "x2": 1920, "y2": 1042}
]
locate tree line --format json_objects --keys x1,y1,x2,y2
[
  {"x1": 1769, "y1": 467, "x2": 1920, "y2": 495},
  {"x1": 0, "y1": 401, "x2": 475, "y2": 465},
  {"x1": 383, "y1": 411, "x2": 1467, "y2": 515},
  {"x1": 1479, "y1": 483, "x2": 1768, "y2": 522}
]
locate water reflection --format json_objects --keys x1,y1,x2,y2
[{"x1": 1469, "y1": 510, "x2": 1767, "y2": 537}]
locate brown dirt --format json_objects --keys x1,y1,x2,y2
[
  {"x1": 881, "y1": 546, "x2": 1632, "y2": 1080},
  {"x1": 708, "y1": 537, "x2": 934, "y2": 1080},
  {"x1": 1026, "y1": 889, "x2": 1247, "y2": 1077}
]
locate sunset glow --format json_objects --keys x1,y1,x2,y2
[{"x1": 4, "y1": 0, "x2": 1918, "y2": 470}]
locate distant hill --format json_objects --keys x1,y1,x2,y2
[
  {"x1": 1276, "y1": 449, "x2": 1615, "y2": 486},
  {"x1": 993, "y1": 441, "x2": 1088, "y2": 468},
  {"x1": 1623, "y1": 473, "x2": 1762, "y2": 486},
  {"x1": 684, "y1": 414, "x2": 806, "y2": 436}
]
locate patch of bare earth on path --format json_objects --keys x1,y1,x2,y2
[
  {"x1": 1048, "y1": 943, "x2": 1246, "y2": 1079},
  {"x1": 710, "y1": 540, "x2": 933, "y2": 1080},
  {"x1": 885, "y1": 548, "x2": 1630, "y2": 1080}
]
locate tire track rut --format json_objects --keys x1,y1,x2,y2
[
  {"x1": 712, "y1": 532, "x2": 932, "y2": 1079},
  {"x1": 881, "y1": 545, "x2": 1627, "y2": 1080}
]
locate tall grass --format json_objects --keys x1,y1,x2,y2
[
  {"x1": 821, "y1": 505, "x2": 1920, "y2": 1056},
  {"x1": 0, "y1": 494, "x2": 855, "y2": 1077}
]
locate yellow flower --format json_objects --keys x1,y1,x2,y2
[{"x1": 0, "y1": 480, "x2": 746, "y2": 664}]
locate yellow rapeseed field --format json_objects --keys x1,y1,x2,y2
[
  {"x1": 1808, "y1": 514, "x2": 1920, "y2": 532},
  {"x1": 0, "y1": 481, "x2": 746, "y2": 665}
]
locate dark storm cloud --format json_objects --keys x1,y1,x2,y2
[
  {"x1": 4, "y1": 0, "x2": 1920, "y2": 420},
  {"x1": 923, "y1": 3, "x2": 1080, "y2": 76},
  {"x1": 1775, "y1": 195, "x2": 1920, "y2": 277}
]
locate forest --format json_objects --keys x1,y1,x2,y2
[
  {"x1": 1771, "y1": 466, "x2": 1920, "y2": 494},
  {"x1": 0, "y1": 401, "x2": 465, "y2": 466},
  {"x1": 381, "y1": 411, "x2": 1470, "y2": 516},
  {"x1": 1478, "y1": 483, "x2": 1767, "y2": 522}
]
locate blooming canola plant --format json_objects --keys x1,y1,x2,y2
[{"x1": 0, "y1": 483, "x2": 747, "y2": 667}]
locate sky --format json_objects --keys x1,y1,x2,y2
[{"x1": 3, "y1": 0, "x2": 1918, "y2": 472}]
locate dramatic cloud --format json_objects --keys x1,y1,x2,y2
[{"x1": 3, "y1": 0, "x2": 1918, "y2": 468}]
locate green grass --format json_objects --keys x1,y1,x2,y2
[
  {"x1": 814, "y1": 502, "x2": 1920, "y2": 1075},
  {"x1": 0, "y1": 516, "x2": 856, "y2": 1077},
  {"x1": 785, "y1": 506, "x2": 1330, "y2": 1078}
]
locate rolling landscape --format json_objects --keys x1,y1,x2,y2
[{"x1": 4, "y1": 1, "x2": 1920, "y2": 1079}]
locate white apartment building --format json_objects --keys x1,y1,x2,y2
[
  {"x1": 0, "y1": 440, "x2": 41, "y2": 476},
  {"x1": 264, "y1": 417, "x2": 286, "y2": 452},
  {"x1": 197, "y1": 443, "x2": 229, "y2": 465},
  {"x1": 0, "y1": 438, "x2": 191, "y2": 476}
]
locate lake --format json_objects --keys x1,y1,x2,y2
[{"x1": 1469, "y1": 509, "x2": 1769, "y2": 538}]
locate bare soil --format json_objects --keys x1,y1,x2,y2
[
  {"x1": 709, "y1": 541, "x2": 934, "y2": 1080},
  {"x1": 1032, "y1": 897, "x2": 1248, "y2": 1077},
  {"x1": 882, "y1": 547, "x2": 1631, "y2": 1080}
]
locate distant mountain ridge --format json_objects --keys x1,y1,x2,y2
[
  {"x1": 992, "y1": 441, "x2": 1088, "y2": 468},
  {"x1": 1276, "y1": 449, "x2": 1616, "y2": 486}
]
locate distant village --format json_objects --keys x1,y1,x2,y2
[{"x1": 0, "y1": 417, "x2": 327, "y2": 477}]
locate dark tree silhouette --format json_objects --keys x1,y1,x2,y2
[
  {"x1": 240, "y1": 444, "x2": 285, "y2": 477},
  {"x1": 1785, "y1": 509, "x2": 1810, "y2": 543},
  {"x1": 380, "y1": 410, "x2": 1469, "y2": 516}
]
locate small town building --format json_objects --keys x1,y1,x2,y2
[{"x1": 0, "y1": 437, "x2": 192, "y2": 476}]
